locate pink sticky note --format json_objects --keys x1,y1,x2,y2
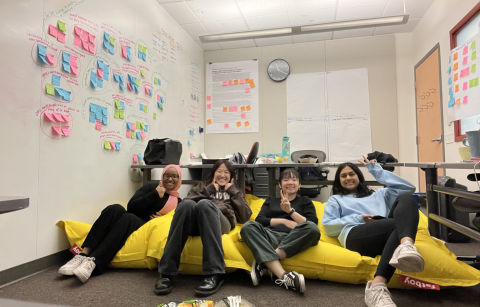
[
  {"x1": 245, "y1": 88, "x2": 250, "y2": 93},
  {"x1": 89, "y1": 34, "x2": 95, "y2": 43},
  {"x1": 82, "y1": 39, "x2": 89, "y2": 50},
  {"x1": 88, "y1": 43, "x2": 95, "y2": 54},
  {"x1": 230, "y1": 106, "x2": 238, "y2": 112},
  {"x1": 463, "y1": 46, "x2": 469, "y2": 55},
  {"x1": 122, "y1": 45, "x2": 127, "y2": 56},
  {"x1": 97, "y1": 68, "x2": 103, "y2": 78},
  {"x1": 463, "y1": 82, "x2": 469, "y2": 90},
  {"x1": 46, "y1": 53, "x2": 55, "y2": 65},
  {"x1": 74, "y1": 35, "x2": 82, "y2": 47},
  {"x1": 224, "y1": 123, "x2": 229, "y2": 129},
  {"x1": 127, "y1": 83, "x2": 133, "y2": 91},
  {"x1": 157, "y1": 94, "x2": 160, "y2": 101},
  {"x1": 132, "y1": 154, "x2": 138, "y2": 162},
  {"x1": 95, "y1": 120, "x2": 102, "y2": 130},
  {"x1": 145, "y1": 86, "x2": 149, "y2": 94},
  {"x1": 70, "y1": 55, "x2": 78, "y2": 68},
  {"x1": 81, "y1": 30, "x2": 89, "y2": 41},
  {"x1": 62, "y1": 126, "x2": 71, "y2": 136},
  {"x1": 44, "y1": 112, "x2": 56, "y2": 122},
  {"x1": 62, "y1": 114, "x2": 72, "y2": 123},
  {"x1": 241, "y1": 113, "x2": 246, "y2": 119},
  {"x1": 207, "y1": 96, "x2": 211, "y2": 101},
  {"x1": 460, "y1": 69, "x2": 466, "y2": 78},
  {"x1": 240, "y1": 79, "x2": 245, "y2": 84},
  {"x1": 191, "y1": 93, "x2": 194, "y2": 99},
  {"x1": 53, "y1": 113, "x2": 65, "y2": 122},
  {"x1": 74, "y1": 26, "x2": 82, "y2": 36},
  {"x1": 109, "y1": 141, "x2": 115, "y2": 149},
  {"x1": 57, "y1": 32, "x2": 66, "y2": 43},
  {"x1": 71, "y1": 66, "x2": 79, "y2": 75},
  {"x1": 228, "y1": 80, "x2": 233, "y2": 85},
  {"x1": 463, "y1": 56, "x2": 468, "y2": 65},
  {"x1": 49, "y1": 25, "x2": 58, "y2": 38},
  {"x1": 52, "y1": 126, "x2": 63, "y2": 135},
  {"x1": 131, "y1": 123, "x2": 136, "y2": 131},
  {"x1": 207, "y1": 104, "x2": 212, "y2": 109},
  {"x1": 463, "y1": 96, "x2": 468, "y2": 104},
  {"x1": 222, "y1": 81, "x2": 227, "y2": 86},
  {"x1": 126, "y1": 130, "x2": 131, "y2": 138},
  {"x1": 190, "y1": 153, "x2": 194, "y2": 158},
  {"x1": 140, "y1": 132, "x2": 147, "y2": 139}
]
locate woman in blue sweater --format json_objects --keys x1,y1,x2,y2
[{"x1": 322, "y1": 156, "x2": 422, "y2": 307}]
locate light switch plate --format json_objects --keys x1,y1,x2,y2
[{"x1": 445, "y1": 132, "x2": 454, "y2": 144}]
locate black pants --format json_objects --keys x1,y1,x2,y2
[
  {"x1": 158, "y1": 199, "x2": 227, "y2": 276},
  {"x1": 345, "y1": 194, "x2": 419, "y2": 282},
  {"x1": 82, "y1": 204, "x2": 145, "y2": 273}
]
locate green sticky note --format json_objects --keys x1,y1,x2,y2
[
  {"x1": 471, "y1": 40, "x2": 476, "y2": 50},
  {"x1": 472, "y1": 64, "x2": 477, "y2": 73},
  {"x1": 470, "y1": 77, "x2": 479, "y2": 88},
  {"x1": 154, "y1": 77, "x2": 158, "y2": 84},
  {"x1": 196, "y1": 96, "x2": 199, "y2": 102},
  {"x1": 140, "y1": 69, "x2": 145, "y2": 77},
  {"x1": 143, "y1": 46, "x2": 147, "y2": 54},
  {"x1": 45, "y1": 83, "x2": 55, "y2": 95},
  {"x1": 153, "y1": 113, "x2": 157, "y2": 120},
  {"x1": 119, "y1": 110, "x2": 124, "y2": 119},
  {"x1": 57, "y1": 20, "x2": 66, "y2": 32},
  {"x1": 131, "y1": 130, "x2": 136, "y2": 138},
  {"x1": 114, "y1": 110, "x2": 119, "y2": 119},
  {"x1": 104, "y1": 141, "x2": 111, "y2": 149},
  {"x1": 109, "y1": 36, "x2": 115, "y2": 46},
  {"x1": 136, "y1": 122, "x2": 141, "y2": 129},
  {"x1": 136, "y1": 78, "x2": 140, "y2": 86},
  {"x1": 143, "y1": 105, "x2": 148, "y2": 113},
  {"x1": 138, "y1": 44, "x2": 142, "y2": 51},
  {"x1": 472, "y1": 50, "x2": 477, "y2": 60},
  {"x1": 115, "y1": 99, "x2": 121, "y2": 109}
]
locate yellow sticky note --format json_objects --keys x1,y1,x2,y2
[
  {"x1": 153, "y1": 113, "x2": 157, "y2": 120},
  {"x1": 136, "y1": 78, "x2": 140, "y2": 86},
  {"x1": 119, "y1": 111, "x2": 124, "y2": 119},
  {"x1": 142, "y1": 46, "x2": 147, "y2": 54},
  {"x1": 114, "y1": 110, "x2": 119, "y2": 119},
  {"x1": 46, "y1": 83, "x2": 55, "y2": 95},
  {"x1": 57, "y1": 20, "x2": 66, "y2": 32},
  {"x1": 472, "y1": 64, "x2": 477, "y2": 73},
  {"x1": 109, "y1": 36, "x2": 115, "y2": 46},
  {"x1": 115, "y1": 99, "x2": 121, "y2": 109},
  {"x1": 472, "y1": 50, "x2": 477, "y2": 60},
  {"x1": 143, "y1": 105, "x2": 148, "y2": 113},
  {"x1": 141, "y1": 69, "x2": 145, "y2": 77},
  {"x1": 154, "y1": 77, "x2": 158, "y2": 84},
  {"x1": 138, "y1": 44, "x2": 142, "y2": 51},
  {"x1": 104, "y1": 141, "x2": 111, "y2": 149}
]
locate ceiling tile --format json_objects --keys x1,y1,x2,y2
[
  {"x1": 333, "y1": 27, "x2": 375, "y2": 39},
  {"x1": 286, "y1": 0, "x2": 336, "y2": 12},
  {"x1": 289, "y1": 7, "x2": 336, "y2": 26},
  {"x1": 194, "y1": 40, "x2": 222, "y2": 51},
  {"x1": 336, "y1": 2, "x2": 387, "y2": 20},
  {"x1": 202, "y1": 18, "x2": 249, "y2": 34},
  {"x1": 218, "y1": 39, "x2": 257, "y2": 49},
  {"x1": 245, "y1": 14, "x2": 290, "y2": 30},
  {"x1": 236, "y1": 0, "x2": 287, "y2": 17},
  {"x1": 338, "y1": 0, "x2": 388, "y2": 6},
  {"x1": 160, "y1": 2, "x2": 199, "y2": 25},
  {"x1": 293, "y1": 32, "x2": 332, "y2": 43},
  {"x1": 181, "y1": 23, "x2": 209, "y2": 41},
  {"x1": 186, "y1": 0, "x2": 242, "y2": 22},
  {"x1": 255, "y1": 36, "x2": 293, "y2": 47},
  {"x1": 385, "y1": 0, "x2": 435, "y2": 19},
  {"x1": 374, "y1": 18, "x2": 420, "y2": 35}
]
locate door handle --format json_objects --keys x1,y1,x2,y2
[{"x1": 431, "y1": 136, "x2": 442, "y2": 143}]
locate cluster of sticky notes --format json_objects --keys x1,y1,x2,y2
[
  {"x1": 113, "y1": 73, "x2": 126, "y2": 90},
  {"x1": 114, "y1": 99, "x2": 125, "y2": 119},
  {"x1": 103, "y1": 32, "x2": 115, "y2": 54},
  {"x1": 139, "y1": 103, "x2": 148, "y2": 113},
  {"x1": 189, "y1": 129, "x2": 195, "y2": 135},
  {"x1": 90, "y1": 59, "x2": 109, "y2": 88},
  {"x1": 126, "y1": 121, "x2": 147, "y2": 139},
  {"x1": 138, "y1": 44, "x2": 147, "y2": 61},
  {"x1": 61, "y1": 51, "x2": 79, "y2": 75},
  {"x1": 104, "y1": 140, "x2": 121, "y2": 151},
  {"x1": 44, "y1": 112, "x2": 72, "y2": 136},
  {"x1": 127, "y1": 74, "x2": 139, "y2": 92},
  {"x1": 154, "y1": 77, "x2": 161, "y2": 86},
  {"x1": 222, "y1": 78, "x2": 255, "y2": 89},
  {"x1": 157, "y1": 94, "x2": 165, "y2": 110},
  {"x1": 191, "y1": 93, "x2": 199, "y2": 102},
  {"x1": 46, "y1": 74, "x2": 72, "y2": 101},
  {"x1": 73, "y1": 26, "x2": 95, "y2": 54},
  {"x1": 448, "y1": 86, "x2": 455, "y2": 107},
  {"x1": 144, "y1": 86, "x2": 152, "y2": 96},
  {"x1": 37, "y1": 44, "x2": 56, "y2": 65},
  {"x1": 48, "y1": 21, "x2": 67, "y2": 43},
  {"x1": 89, "y1": 103, "x2": 108, "y2": 130},
  {"x1": 52, "y1": 125, "x2": 71, "y2": 136},
  {"x1": 121, "y1": 45, "x2": 132, "y2": 60},
  {"x1": 224, "y1": 120, "x2": 250, "y2": 129},
  {"x1": 133, "y1": 153, "x2": 143, "y2": 165}
]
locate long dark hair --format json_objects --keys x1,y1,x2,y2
[
  {"x1": 332, "y1": 162, "x2": 373, "y2": 198},
  {"x1": 204, "y1": 159, "x2": 242, "y2": 193}
]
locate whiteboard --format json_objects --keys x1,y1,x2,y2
[{"x1": 0, "y1": 0, "x2": 204, "y2": 268}]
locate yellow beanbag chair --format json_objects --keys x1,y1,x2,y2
[
  {"x1": 57, "y1": 207, "x2": 250, "y2": 273},
  {"x1": 235, "y1": 196, "x2": 480, "y2": 289}
]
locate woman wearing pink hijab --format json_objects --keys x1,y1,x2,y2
[{"x1": 58, "y1": 165, "x2": 182, "y2": 283}]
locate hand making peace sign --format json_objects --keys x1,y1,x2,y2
[
  {"x1": 279, "y1": 188, "x2": 292, "y2": 213},
  {"x1": 358, "y1": 155, "x2": 376, "y2": 166}
]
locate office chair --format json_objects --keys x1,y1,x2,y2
[
  {"x1": 244, "y1": 142, "x2": 259, "y2": 192},
  {"x1": 291, "y1": 150, "x2": 329, "y2": 199}
]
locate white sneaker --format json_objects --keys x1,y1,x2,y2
[
  {"x1": 365, "y1": 281, "x2": 396, "y2": 307},
  {"x1": 73, "y1": 257, "x2": 96, "y2": 283},
  {"x1": 58, "y1": 255, "x2": 86, "y2": 275},
  {"x1": 389, "y1": 241, "x2": 424, "y2": 273},
  {"x1": 250, "y1": 260, "x2": 271, "y2": 286}
]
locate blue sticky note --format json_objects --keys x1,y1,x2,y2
[
  {"x1": 137, "y1": 153, "x2": 143, "y2": 160},
  {"x1": 90, "y1": 103, "x2": 97, "y2": 112},
  {"x1": 115, "y1": 142, "x2": 121, "y2": 150},
  {"x1": 120, "y1": 101, "x2": 125, "y2": 110},
  {"x1": 160, "y1": 97, "x2": 164, "y2": 103},
  {"x1": 194, "y1": 95, "x2": 196, "y2": 100},
  {"x1": 126, "y1": 46, "x2": 131, "y2": 55},
  {"x1": 187, "y1": 140, "x2": 191, "y2": 146},
  {"x1": 97, "y1": 78, "x2": 103, "y2": 88},
  {"x1": 449, "y1": 56, "x2": 451, "y2": 64},
  {"x1": 448, "y1": 98, "x2": 455, "y2": 107},
  {"x1": 39, "y1": 54, "x2": 48, "y2": 64},
  {"x1": 89, "y1": 113, "x2": 95, "y2": 123},
  {"x1": 52, "y1": 74, "x2": 61, "y2": 86},
  {"x1": 108, "y1": 45, "x2": 114, "y2": 54},
  {"x1": 104, "y1": 32, "x2": 110, "y2": 41},
  {"x1": 138, "y1": 50, "x2": 142, "y2": 58},
  {"x1": 447, "y1": 67, "x2": 451, "y2": 74},
  {"x1": 142, "y1": 53, "x2": 146, "y2": 61},
  {"x1": 119, "y1": 75, "x2": 124, "y2": 83},
  {"x1": 103, "y1": 40, "x2": 109, "y2": 49},
  {"x1": 62, "y1": 52, "x2": 70, "y2": 64},
  {"x1": 55, "y1": 87, "x2": 64, "y2": 96},
  {"x1": 157, "y1": 101, "x2": 162, "y2": 108},
  {"x1": 38, "y1": 44, "x2": 47, "y2": 56},
  {"x1": 62, "y1": 90, "x2": 71, "y2": 101},
  {"x1": 63, "y1": 62, "x2": 71, "y2": 73},
  {"x1": 449, "y1": 87, "x2": 453, "y2": 95},
  {"x1": 90, "y1": 72, "x2": 98, "y2": 88},
  {"x1": 114, "y1": 73, "x2": 119, "y2": 82},
  {"x1": 148, "y1": 88, "x2": 152, "y2": 95},
  {"x1": 95, "y1": 112, "x2": 102, "y2": 120},
  {"x1": 120, "y1": 83, "x2": 126, "y2": 90},
  {"x1": 136, "y1": 132, "x2": 141, "y2": 139},
  {"x1": 144, "y1": 125, "x2": 148, "y2": 132},
  {"x1": 128, "y1": 74, "x2": 134, "y2": 82},
  {"x1": 127, "y1": 122, "x2": 131, "y2": 129},
  {"x1": 97, "y1": 60, "x2": 104, "y2": 69},
  {"x1": 104, "y1": 69, "x2": 109, "y2": 81},
  {"x1": 102, "y1": 107, "x2": 108, "y2": 116},
  {"x1": 139, "y1": 103, "x2": 144, "y2": 111},
  {"x1": 102, "y1": 116, "x2": 108, "y2": 125},
  {"x1": 133, "y1": 85, "x2": 139, "y2": 92},
  {"x1": 448, "y1": 77, "x2": 452, "y2": 85}
]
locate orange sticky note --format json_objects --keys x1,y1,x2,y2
[
  {"x1": 244, "y1": 121, "x2": 250, "y2": 127},
  {"x1": 224, "y1": 123, "x2": 229, "y2": 129},
  {"x1": 454, "y1": 73, "x2": 458, "y2": 81},
  {"x1": 245, "y1": 78, "x2": 250, "y2": 82},
  {"x1": 246, "y1": 105, "x2": 251, "y2": 111},
  {"x1": 453, "y1": 62, "x2": 458, "y2": 71},
  {"x1": 207, "y1": 119, "x2": 212, "y2": 125},
  {"x1": 223, "y1": 107, "x2": 228, "y2": 112},
  {"x1": 245, "y1": 88, "x2": 250, "y2": 93},
  {"x1": 250, "y1": 81, "x2": 256, "y2": 89},
  {"x1": 236, "y1": 122, "x2": 241, "y2": 127},
  {"x1": 234, "y1": 80, "x2": 238, "y2": 85},
  {"x1": 455, "y1": 98, "x2": 460, "y2": 106},
  {"x1": 455, "y1": 84, "x2": 459, "y2": 92},
  {"x1": 454, "y1": 52, "x2": 458, "y2": 61},
  {"x1": 240, "y1": 106, "x2": 246, "y2": 112}
]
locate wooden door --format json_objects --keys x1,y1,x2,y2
[{"x1": 415, "y1": 46, "x2": 444, "y2": 192}]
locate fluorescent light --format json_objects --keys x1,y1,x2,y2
[
  {"x1": 301, "y1": 15, "x2": 408, "y2": 32},
  {"x1": 200, "y1": 28, "x2": 292, "y2": 43}
]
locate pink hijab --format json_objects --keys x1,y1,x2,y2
[{"x1": 158, "y1": 164, "x2": 182, "y2": 215}]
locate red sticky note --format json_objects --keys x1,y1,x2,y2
[
  {"x1": 191, "y1": 93, "x2": 194, "y2": 99},
  {"x1": 224, "y1": 123, "x2": 229, "y2": 129},
  {"x1": 97, "y1": 68, "x2": 103, "y2": 78},
  {"x1": 228, "y1": 80, "x2": 233, "y2": 85},
  {"x1": 74, "y1": 35, "x2": 82, "y2": 47},
  {"x1": 46, "y1": 53, "x2": 55, "y2": 65},
  {"x1": 49, "y1": 25, "x2": 58, "y2": 38},
  {"x1": 207, "y1": 96, "x2": 211, "y2": 101},
  {"x1": 246, "y1": 105, "x2": 251, "y2": 111},
  {"x1": 240, "y1": 79, "x2": 245, "y2": 84},
  {"x1": 463, "y1": 96, "x2": 468, "y2": 104},
  {"x1": 240, "y1": 106, "x2": 246, "y2": 112},
  {"x1": 53, "y1": 113, "x2": 65, "y2": 122},
  {"x1": 62, "y1": 114, "x2": 72, "y2": 123},
  {"x1": 44, "y1": 112, "x2": 56, "y2": 122},
  {"x1": 131, "y1": 123, "x2": 136, "y2": 131},
  {"x1": 207, "y1": 119, "x2": 212, "y2": 125},
  {"x1": 71, "y1": 66, "x2": 79, "y2": 75},
  {"x1": 80, "y1": 30, "x2": 89, "y2": 41},
  {"x1": 95, "y1": 120, "x2": 102, "y2": 130},
  {"x1": 222, "y1": 81, "x2": 227, "y2": 86},
  {"x1": 74, "y1": 26, "x2": 82, "y2": 36},
  {"x1": 89, "y1": 34, "x2": 95, "y2": 43},
  {"x1": 126, "y1": 130, "x2": 131, "y2": 138},
  {"x1": 244, "y1": 121, "x2": 250, "y2": 127},
  {"x1": 57, "y1": 31, "x2": 66, "y2": 43},
  {"x1": 88, "y1": 43, "x2": 95, "y2": 54},
  {"x1": 463, "y1": 46, "x2": 469, "y2": 55},
  {"x1": 241, "y1": 113, "x2": 246, "y2": 119},
  {"x1": 463, "y1": 82, "x2": 468, "y2": 90},
  {"x1": 245, "y1": 88, "x2": 250, "y2": 93},
  {"x1": 127, "y1": 83, "x2": 133, "y2": 91},
  {"x1": 463, "y1": 56, "x2": 468, "y2": 65},
  {"x1": 52, "y1": 126, "x2": 63, "y2": 135},
  {"x1": 207, "y1": 104, "x2": 212, "y2": 109},
  {"x1": 236, "y1": 122, "x2": 241, "y2": 127},
  {"x1": 70, "y1": 55, "x2": 78, "y2": 68},
  {"x1": 62, "y1": 126, "x2": 71, "y2": 136}
]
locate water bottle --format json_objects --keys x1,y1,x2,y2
[{"x1": 282, "y1": 136, "x2": 290, "y2": 163}]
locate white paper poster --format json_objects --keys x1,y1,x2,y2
[{"x1": 205, "y1": 60, "x2": 259, "y2": 133}]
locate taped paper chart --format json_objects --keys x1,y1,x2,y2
[{"x1": 205, "y1": 60, "x2": 258, "y2": 133}]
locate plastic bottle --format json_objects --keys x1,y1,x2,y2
[{"x1": 282, "y1": 136, "x2": 290, "y2": 163}]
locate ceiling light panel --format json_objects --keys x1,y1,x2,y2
[
  {"x1": 336, "y1": 2, "x2": 388, "y2": 20},
  {"x1": 333, "y1": 27, "x2": 375, "y2": 39},
  {"x1": 255, "y1": 35, "x2": 294, "y2": 47},
  {"x1": 374, "y1": 18, "x2": 420, "y2": 35},
  {"x1": 293, "y1": 32, "x2": 332, "y2": 43},
  {"x1": 160, "y1": 2, "x2": 200, "y2": 25},
  {"x1": 245, "y1": 13, "x2": 290, "y2": 30},
  {"x1": 236, "y1": 0, "x2": 287, "y2": 17},
  {"x1": 186, "y1": 0, "x2": 242, "y2": 22},
  {"x1": 289, "y1": 7, "x2": 336, "y2": 26},
  {"x1": 286, "y1": 0, "x2": 336, "y2": 12}
]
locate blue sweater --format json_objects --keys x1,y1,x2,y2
[{"x1": 322, "y1": 163, "x2": 416, "y2": 248}]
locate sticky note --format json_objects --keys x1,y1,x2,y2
[
  {"x1": 471, "y1": 41, "x2": 476, "y2": 50},
  {"x1": 87, "y1": 33, "x2": 95, "y2": 43},
  {"x1": 158, "y1": 102, "x2": 163, "y2": 110},
  {"x1": 224, "y1": 123, "x2": 229, "y2": 129},
  {"x1": 241, "y1": 113, "x2": 246, "y2": 119},
  {"x1": 95, "y1": 112, "x2": 102, "y2": 120},
  {"x1": 222, "y1": 81, "x2": 227, "y2": 86},
  {"x1": 187, "y1": 140, "x2": 191, "y2": 146},
  {"x1": 102, "y1": 116, "x2": 108, "y2": 125},
  {"x1": 133, "y1": 84, "x2": 139, "y2": 92},
  {"x1": 454, "y1": 62, "x2": 458, "y2": 71},
  {"x1": 62, "y1": 62, "x2": 71, "y2": 73},
  {"x1": 96, "y1": 120, "x2": 102, "y2": 130},
  {"x1": 154, "y1": 77, "x2": 158, "y2": 84},
  {"x1": 246, "y1": 105, "x2": 251, "y2": 111},
  {"x1": 142, "y1": 53, "x2": 146, "y2": 61},
  {"x1": 57, "y1": 20, "x2": 66, "y2": 32},
  {"x1": 207, "y1": 104, "x2": 212, "y2": 109},
  {"x1": 194, "y1": 95, "x2": 196, "y2": 100},
  {"x1": 74, "y1": 35, "x2": 82, "y2": 47},
  {"x1": 114, "y1": 110, "x2": 119, "y2": 119},
  {"x1": 234, "y1": 80, "x2": 239, "y2": 85},
  {"x1": 153, "y1": 113, "x2": 156, "y2": 120},
  {"x1": 236, "y1": 122, "x2": 241, "y2": 127},
  {"x1": 144, "y1": 86, "x2": 149, "y2": 94},
  {"x1": 463, "y1": 96, "x2": 468, "y2": 104},
  {"x1": 104, "y1": 32, "x2": 110, "y2": 41},
  {"x1": 109, "y1": 36, "x2": 115, "y2": 46},
  {"x1": 240, "y1": 79, "x2": 245, "y2": 84},
  {"x1": 52, "y1": 113, "x2": 64, "y2": 122},
  {"x1": 57, "y1": 32, "x2": 66, "y2": 43},
  {"x1": 62, "y1": 90, "x2": 71, "y2": 101},
  {"x1": 470, "y1": 77, "x2": 479, "y2": 88},
  {"x1": 38, "y1": 54, "x2": 48, "y2": 65},
  {"x1": 74, "y1": 25, "x2": 82, "y2": 36},
  {"x1": 472, "y1": 64, "x2": 477, "y2": 73},
  {"x1": 126, "y1": 83, "x2": 132, "y2": 90},
  {"x1": 108, "y1": 141, "x2": 115, "y2": 149},
  {"x1": 104, "y1": 141, "x2": 111, "y2": 149},
  {"x1": 206, "y1": 96, "x2": 211, "y2": 101},
  {"x1": 455, "y1": 84, "x2": 459, "y2": 92},
  {"x1": 472, "y1": 50, "x2": 477, "y2": 60},
  {"x1": 38, "y1": 44, "x2": 47, "y2": 56},
  {"x1": 114, "y1": 74, "x2": 119, "y2": 82},
  {"x1": 448, "y1": 98, "x2": 455, "y2": 107},
  {"x1": 62, "y1": 114, "x2": 72, "y2": 123},
  {"x1": 101, "y1": 107, "x2": 108, "y2": 116},
  {"x1": 133, "y1": 154, "x2": 138, "y2": 163},
  {"x1": 136, "y1": 78, "x2": 140, "y2": 86},
  {"x1": 463, "y1": 56, "x2": 468, "y2": 65},
  {"x1": 136, "y1": 132, "x2": 141, "y2": 139},
  {"x1": 463, "y1": 82, "x2": 468, "y2": 90},
  {"x1": 455, "y1": 98, "x2": 460, "y2": 106},
  {"x1": 55, "y1": 87, "x2": 64, "y2": 97},
  {"x1": 97, "y1": 68, "x2": 103, "y2": 79},
  {"x1": 454, "y1": 73, "x2": 458, "y2": 81},
  {"x1": 144, "y1": 105, "x2": 148, "y2": 113},
  {"x1": 157, "y1": 94, "x2": 160, "y2": 101},
  {"x1": 46, "y1": 54, "x2": 55, "y2": 65},
  {"x1": 207, "y1": 119, "x2": 212, "y2": 125},
  {"x1": 140, "y1": 69, "x2": 145, "y2": 77},
  {"x1": 120, "y1": 101, "x2": 125, "y2": 110},
  {"x1": 52, "y1": 74, "x2": 61, "y2": 86},
  {"x1": 160, "y1": 96, "x2": 165, "y2": 103},
  {"x1": 52, "y1": 126, "x2": 63, "y2": 135},
  {"x1": 250, "y1": 81, "x2": 256, "y2": 88},
  {"x1": 45, "y1": 83, "x2": 55, "y2": 95},
  {"x1": 131, "y1": 123, "x2": 136, "y2": 130},
  {"x1": 89, "y1": 113, "x2": 95, "y2": 123},
  {"x1": 44, "y1": 113, "x2": 55, "y2": 122},
  {"x1": 97, "y1": 78, "x2": 103, "y2": 88},
  {"x1": 190, "y1": 153, "x2": 194, "y2": 158},
  {"x1": 138, "y1": 50, "x2": 142, "y2": 58},
  {"x1": 148, "y1": 89, "x2": 152, "y2": 95},
  {"x1": 115, "y1": 142, "x2": 121, "y2": 150},
  {"x1": 61, "y1": 126, "x2": 71, "y2": 136},
  {"x1": 449, "y1": 56, "x2": 451, "y2": 64},
  {"x1": 240, "y1": 106, "x2": 246, "y2": 112},
  {"x1": 119, "y1": 111, "x2": 124, "y2": 119},
  {"x1": 228, "y1": 80, "x2": 233, "y2": 85},
  {"x1": 126, "y1": 46, "x2": 132, "y2": 60},
  {"x1": 97, "y1": 60, "x2": 104, "y2": 70},
  {"x1": 120, "y1": 83, "x2": 126, "y2": 90},
  {"x1": 463, "y1": 46, "x2": 469, "y2": 55},
  {"x1": 447, "y1": 77, "x2": 452, "y2": 85},
  {"x1": 49, "y1": 25, "x2": 58, "y2": 37},
  {"x1": 144, "y1": 125, "x2": 148, "y2": 132},
  {"x1": 140, "y1": 132, "x2": 147, "y2": 139},
  {"x1": 139, "y1": 103, "x2": 144, "y2": 111},
  {"x1": 126, "y1": 130, "x2": 131, "y2": 138},
  {"x1": 223, "y1": 107, "x2": 228, "y2": 112},
  {"x1": 245, "y1": 88, "x2": 250, "y2": 93},
  {"x1": 244, "y1": 121, "x2": 250, "y2": 127},
  {"x1": 82, "y1": 40, "x2": 90, "y2": 51},
  {"x1": 69, "y1": 56, "x2": 77, "y2": 68},
  {"x1": 114, "y1": 99, "x2": 120, "y2": 109},
  {"x1": 229, "y1": 106, "x2": 238, "y2": 112},
  {"x1": 62, "y1": 52, "x2": 70, "y2": 64}
]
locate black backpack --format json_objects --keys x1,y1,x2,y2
[
  {"x1": 144, "y1": 138, "x2": 182, "y2": 165},
  {"x1": 297, "y1": 155, "x2": 328, "y2": 181}
]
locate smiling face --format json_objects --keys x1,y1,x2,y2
[
  {"x1": 279, "y1": 173, "x2": 300, "y2": 195},
  {"x1": 162, "y1": 167, "x2": 179, "y2": 191},
  {"x1": 214, "y1": 163, "x2": 231, "y2": 186},
  {"x1": 339, "y1": 166, "x2": 359, "y2": 193}
]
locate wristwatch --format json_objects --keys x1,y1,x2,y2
[{"x1": 288, "y1": 208, "x2": 295, "y2": 215}]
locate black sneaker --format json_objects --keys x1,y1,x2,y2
[
  {"x1": 275, "y1": 271, "x2": 305, "y2": 294},
  {"x1": 250, "y1": 260, "x2": 270, "y2": 286}
]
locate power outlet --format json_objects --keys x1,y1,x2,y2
[{"x1": 445, "y1": 132, "x2": 454, "y2": 144}]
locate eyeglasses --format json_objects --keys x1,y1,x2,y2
[
  {"x1": 163, "y1": 174, "x2": 179, "y2": 180},
  {"x1": 215, "y1": 170, "x2": 231, "y2": 175}
]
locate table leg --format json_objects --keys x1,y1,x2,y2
[
  {"x1": 143, "y1": 169, "x2": 152, "y2": 185},
  {"x1": 425, "y1": 168, "x2": 440, "y2": 238},
  {"x1": 268, "y1": 167, "x2": 276, "y2": 198},
  {"x1": 237, "y1": 168, "x2": 245, "y2": 194}
]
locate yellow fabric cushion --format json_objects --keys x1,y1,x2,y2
[{"x1": 234, "y1": 198, "x2": 480, "y2": 289}]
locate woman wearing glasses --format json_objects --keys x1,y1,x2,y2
[
  {"x1": 58, "y1": 165, "x2": 182, "y2": 283},
  {"x1": 155, "y1": 160, "x2": 252, "y2": 296}
]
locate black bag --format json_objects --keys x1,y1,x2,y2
[
  {"x1": 297, "y1": 155, "x2": 328, "y2": 181},
  {"x1": 144, "y1": 138, "x2": 182, "y2": 165}
]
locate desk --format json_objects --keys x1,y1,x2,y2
[{"x1": 0, "y1": 196, "x2": 29, "y2": 214}]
